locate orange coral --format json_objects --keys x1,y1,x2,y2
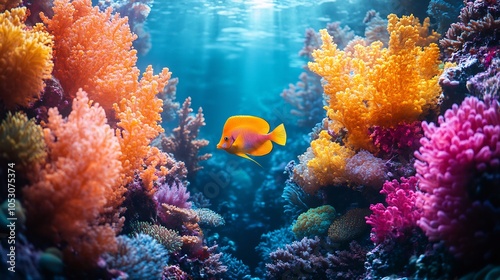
[
  {"x1": 308, "y1": 14, "x2": 442, "y2": 151},
  {"x1": 41, "y1": 0, "x2": 139, "y2": 112},
  {"x1": 23, "y1": 90, "x2": 124, "y2": 267},
  {"x1": 0, "y1": 7, "x2": 53, "y2": 108},
  {"x1": 114, "y1": 66, "x2": 171, "y2": 191},
  {"x1": 0, "y1": 0, "x2": 21, "y2": 12}
]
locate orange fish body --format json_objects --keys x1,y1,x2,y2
[{"x1": 216, "y1": 115, "x2": 286, "y2": 166}]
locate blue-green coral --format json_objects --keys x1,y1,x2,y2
[
  {"x1": 292, "y1": 205, "x2": 336, "y2": 239},
  {"x1": 103, "y1": 234, "x2": 169, "y2": 280}
]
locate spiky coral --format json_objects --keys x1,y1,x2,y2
[
  {"x1": 308, "y1": 14, "x2": 442, "y2": 152},
  {"x1": 23, "y1": 90, "x2": 124, "y2": 267},
  {"x1": 0, "y1": 112, "x2": 46, "y2": 169},
  {"x1": 132, "y1": 221, "x2": 183, "y2": 253},
  {"x1": 0, "y1": 7, "x2": 53, "y2": 108},
  {"x1": 415, "y1": 96, "x2": 500, "y2": 262}
]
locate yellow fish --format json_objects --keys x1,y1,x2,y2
[{"x1": 216, "y1": 115, "x2": 286, "y2": 166}]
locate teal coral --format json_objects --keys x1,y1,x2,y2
[{"x1": 292, "y1": 205, "x2": 336, "y2": 238}]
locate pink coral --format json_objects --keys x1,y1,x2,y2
[
  {"x1": 415, "y1": 96, "x2": 500, "y2": 261},
  {"x1": 369, "y1": 121, "x2": 423, "y2": 158},
  {"x1": 366, "y1": 176, "x2": 421, "y2": 244}
]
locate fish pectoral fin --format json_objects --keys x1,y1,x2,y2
[
  {"x1": 248, "y1": 140, "x2": 273, "y2": 156},
  {"x1": 236, "y1": 153, "x2": 262, "y2": 168},
  {"x1": 232, "y1": 134, "x2": 245, "y2": 150}
]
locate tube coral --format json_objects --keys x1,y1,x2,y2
[
  {"x1": 415, "y1": 96, "x2": 500, "y2": 261},
  {"x1": 0, "y1": 7, "x2": 53, "y2": 108},
  {"x1": 308, "y1": 14, "x2": 442, "y2": 152},
  {"x1": 23, "y1": 90, "x2": 124, "y2": 267}
]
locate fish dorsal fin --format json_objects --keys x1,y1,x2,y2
[
  {"x1": 236, "y1": 153, "x2": 262, "y2": 167},
  {"x1": 224, "y1": 115, "x2": 270, "y2": 134},
  {"x1": 248, "y1": 140, "x2": 273, "y2": 156}
]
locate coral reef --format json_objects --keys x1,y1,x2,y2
[
  {"x1": 153, "y1": 175, "x2": 191, "y2": 224},
  {"x1": 0, "y1": 112, "x2": 46, "y2": 169},
  {"x1": 344, "y1": 150, "x2": 388, "y2": 189},
  {"x1": 0, "y1": 7, "x2": 53, "y2": 109},
  {"x1": 23, "y1": 90, "x2": 124, "y2": 267},
  {"x1": 194, "y1": 208, "x2": 225, "y2": 227}
]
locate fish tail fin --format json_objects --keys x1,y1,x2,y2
[
  {"x1": 270, "y1": 123, "x2": 286, "y2": 146},
  {"x1": 237, "y1": 153, "x2": 263, "y2": 168}
]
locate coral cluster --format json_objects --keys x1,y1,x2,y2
[
  {"x1": 415, "y1": 96, "x2": 500, "y2": 262},
  {"x1": 308, "y1": 14, "x2": 441, "y2": 152},
  {"x1": 0, "y1": 7, "x2": 53, "y2": 108},
  {"x1": 23, "y1": 91, "x2": 124, "y2": 266},
  {"x1": 292, "y1": 205, "x2": 336, "y2": 239}
]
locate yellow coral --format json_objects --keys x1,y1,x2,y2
[
  {"x1": 0, "y1": 112, "x2": 46, "y2": 168},
  {"x1": 293, "y1": 130, "x2": 354, "y2": 194},
  {"x1": 0, "y1": 7, "x2": 53, "y2": 108},
  {"x1": 308, "y1": 14, "x2": 442, "y2": 151}
]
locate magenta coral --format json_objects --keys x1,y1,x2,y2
[
  {"x1": 369, "y1": 121, "x2": 423, "y2": 158},
  {"x1": 366, "y1": 176, "x2": 421, "y2": 244},
  {"x1": 415, "y1": 96, "x2": 500, "y2": 261}
]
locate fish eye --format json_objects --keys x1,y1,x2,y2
[{"x1": 224, "y1": 136, "x2": 229, "y2": 141}]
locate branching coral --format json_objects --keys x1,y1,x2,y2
[
  {"x1": 0, "y1": 7, "x2": 53, "y2": 108},
  {"x1": 0, "y1": 112, "x2": 46, "y2": 169},
  {"x1": 114, "y1": 65, "x2": 171, "y2": 192},
  {"x1": 415, "y1": 96, "x2": 500, "y2": 261},
  {"x1": 23, "y1": 90, "x2": 124, "y2": 267},
  {"x1": 0, "y1": 0, "x2": 21, "y2": 11},
  {"x1": 366, "y1": 176, "x2": 421, "y2": 244},
  {"x1": 42, "y1": 0, "x2": 139, "y2": 112},
  {"x1": 159, "y1": 97, "x2": 211, "y2": 177},
  {"x1": 308, "y1": 14, "x2": 442, "y2": 152},
  {"x1": 292, "y1": 205, "x2": 336, "y2": 239}
]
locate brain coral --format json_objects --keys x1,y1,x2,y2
[{"x1": 292, "y1": 205, "x2": 336, "y2": 239}]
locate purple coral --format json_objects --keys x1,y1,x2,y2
[
  {"x1": 366, "y1": 176, "x2": 421, "y2": 244},
  {"x1": 153, "y1": 176, "x2": 191, "y2": 225},
  {"x1": 369, "y1": 121, "x2": 423, "y2": 158},
  {"x1": 415, "y1": 96, "x2": 500, "y2": 261}
]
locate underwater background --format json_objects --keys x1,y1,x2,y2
[{"x1": 0, "y1": 0, "x2": 499, "y2": 279}]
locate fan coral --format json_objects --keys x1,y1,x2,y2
[
  {"x1": 159, "y1": 97, "x2": 211, "y2": 178},
  {"x1": 308, "y1": 14, "x2": 442, "y2": 152},
  {"x1": 292, "y1": 205, "x2": 336, "y2": 239},
  {"x1": 415, "y1": 96, "x2": 500, "y2": 261},
  {"x1": 132, "y1": 222, "x2": 183, "y2": 253},
  {"x1": 42, "y1": 0, "x2": 138, "y2": 112},
  {"x1": 293, "y1": 130, "x2": 355, "y2": 194},
  {"x1": 23, "y1": 90, "x2": 124, "y2": 267},
  {"x1": 0, "y1": 7, "x2": 53, "y2": 108},
  {"x1": 344, "y1": 150, "x2": 388, "y2": 189},
  {"x1": 104, "y1": 234, "x2": 169, "y2": 280},
  {"x1": 0, "y1": 112, "x2": 46, "y2": 169},
  {"x1": 328, "y1": 208, "x2": 371, "y2": 243},
  {"x1": 366, "y1": 176, "x2": 421, "y2": 244}
]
